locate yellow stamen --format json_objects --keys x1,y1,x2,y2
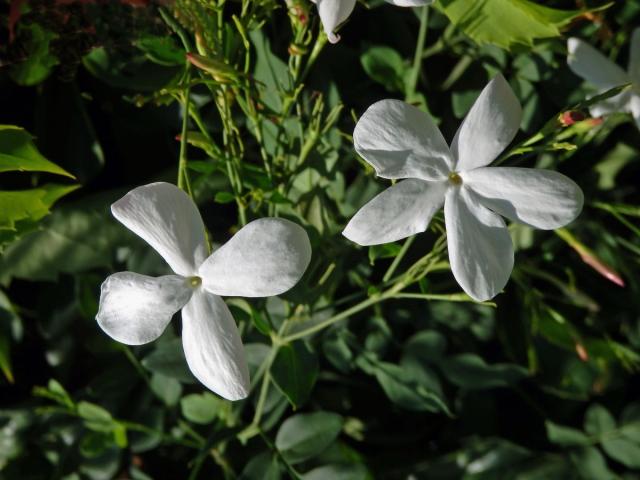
[
  {"x1": 448, "y1": 172, "x2": 463, "y2": 185},
  {"x1": 188, "y1": 276, "x2": 202, "y2": 288}
]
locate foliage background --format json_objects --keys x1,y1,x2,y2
[{"x1": 1, "y1": 0, "x2": 640, "y2": 478}]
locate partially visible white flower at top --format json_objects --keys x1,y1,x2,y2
[
  {"x1": 567, "y1": 28, "x2": 640, "y2": 128},
  {"x1": 343, "y1": 75, "x2": 584, "y2": 302},
  {"x1": 311, "y1": 0, "x2": 434, "y2": 44},
  {"x1": 96, "y1": 182, "x2": 311, "y2": 401}
]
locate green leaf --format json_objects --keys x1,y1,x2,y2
[
  {"x1": 214, "y1": 191, "x2": 237, "y2": 204},
  {"x1": 80, "y1": 431, "x2": 114, "y2": 459},
  {"x1": 360, "y1": 46, "x2": 407, "y2": 92},
  {"x1": 0, "y1": 126, "x2": 75, "y2": 178},
  {"x1": 584, "y1": 404, "x2": 616, "y2": 436},
  {"x1": 249, "y1": 29, "x2": 291, "y2": 112},
  {"x1": 10, "y1": 24, "x2": 59, "y2": 86},
  {"x1": 366, "y1": 359, "x2": 451, "y2": 415},
  {"x1": 239, "y1": 452, "x2": 282, "y2": 480},
  {"x1": 0, "y1": 184, "x2": 79, "y2": 231},
  {"x1": 180, "y1": 393, "x2": 221, "y2": 425},
  {"x1": 403, "y1": 330, "x2": 448, "y2": 364},
  {"x1": 135, "y1": 36, "x2": 185, "y2": 66},
  {"x1": 437, "y1": 0, "x2": 611, "y2": 50},
  {"x1": 0, "y1": 334, "x2": 12, "y2": 383},
  {"x1": 620, "y1": 403, "x2": 640, "y2": 443},
  {"x1": 78, "y1": 401, "x2": 115, "y2": 433},
  {"x1": 150, "y1": 373, "x2": 182, "y2": 407},
  {"x1": 0, "y1": 205, "x2": 125, "y2": 284},
  {"x1": 569, "y1": 447, "x2": 615, "y2": 480},
  {"x1": 141, "y1": 339, "x2": 195, "y2": 383},
  {"x1": 301, "y1": 464, "x2": 369, "y2": 480},
  {"x1": 275, "y1": 412, "x2": 343, "y2": 464},
  {"x1": 601, "y1": 436, "x2": 640, "y2": 468},
  {"x1": 439, "y1": 353, "x2": 528, "y2": 390},
  {"x1": 546, "y1": 421, "x2": 590, "y2": 447},
  {"x1": 271, "y1": 341, "x2": 318, "y2": 409},
  {"x1": 594, "y1": 143, "x2": 636, "y2": 191}
]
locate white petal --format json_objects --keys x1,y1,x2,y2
[
  {"x1": 111, "y1": 182, "x2": 208, "y2": 277},
  {"x1": 588, "y1": 89, "x2": 633, "y2": 118},
  {"x1": 181, "y1": 290, "x2": 250, "y2": 401},
  {"x1": 451, "y1": 74, "x2": 522, "y2": 171},
  {"x1": 445, "y1": 187, "x2": 514, "y2": 302},
  {"x1": 630, "y1": 28, "x2": 640, "y2": 82},
  {"x1": 96, "y1": 272, "x2": 192, "y2": 345},
  {"x1": 386, "y1": 0, "x2": 434, "y2": 5},
  {"x1": 631, "y1": 94, "x2": 640, "y2": 130},
  {"x1": 567, "y1": 37, "x2": 630, "y2": 90},
  {"x1": 463, "y1": 167, "x2": 584, "y2": 230},
  {"x1": 353, "y1": 100, "x2": 453, "y2": 181},
  {"x1": 343, "y1": 178, "x2": 446, "y2": 246},
  {"x1": 314, "y1": 0, "x2": 356, "y2": 44},
  {"x1": 199, "y1": 218, "x2": 311, "y2": 298}
]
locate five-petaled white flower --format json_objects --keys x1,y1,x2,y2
[
  {"x1": 343, "y1": 75, "x2": 584, "y2": 302},
  {"x1": 567, "y1": 28, "x2": 640, "y2": 129},
  {"x1": 311, "y1": 0, "x2": 434, "y2": 44},
  {"x1": 96, "y1": 182, "x2": 311, "y2": 401}
]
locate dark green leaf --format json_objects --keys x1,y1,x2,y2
[
  {"x1": 301, "y1": 463, "x2": 369, "y2": 480},
  {"x1": 275, "y1": 412, "x2": 343, "y2": 464},
  {"x1": 271, "y1": 341, "x2": 318, "y2": 408},
  {"x1": 584, "y1": 404, "x2": 616, "y2": 436},
  {"x1": 546, "y1": 421, "x2": 590, "y2": 447},
  {"x1": 141, "y1": 339, "x2": 195, "y2": 383},
  {"x1": 180, "y1": 393, "x2": 221, "y2": 425},
  {"x1": 360, "y1": 46, "x2": 406, "y2": 92},
  {"x1": 569, "y1": 447, "x2": 615, "y2": 480},
  {"x1": 439, "y1": 353, "x2": 528, "y2": 390}
]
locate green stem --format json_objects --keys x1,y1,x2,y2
[
  {"x1": 392, "y1": 292, "x2": 495, "y2": 306},
  {"x1": 299, "y1": 31, "x2": 328, "y2": 82},
  {"x1": 406, "y1": 5, "x2": 429, "y2": 100},
  {"x1": 383, "y1": 236, "x2": 415, "y2": 282},
  {"x1": 282, "y1": 292, "x2": 393, "y2": 343},
  {"x1": 178, "y1": 79, "x2": 193, "y2": 197}
]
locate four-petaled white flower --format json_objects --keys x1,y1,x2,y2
[
  {"x1": 567, "y1": 28, "x2": 640, "y2": 129},
  {"x1": 311, "y1": 0, "x2": 434, "y2": 44},
  {"x1": 343, "y1": 75, "x2": 584, "y2": 302},
  {"x1": 96, "y1": 182, "x2": 311, "y2": 401}
]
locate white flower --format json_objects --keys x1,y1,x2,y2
[
  {"x1": 96, "y1": 182, "x2": 311, "y2": 401},
  {"x1": 311, "y1": 0, "x2": 434, "y2": 44},
  {"x1": 343, "y1": 75, "x2": 584, "y2": 302},
  {"x1": 567, "y1": 28, "x2": 640, "y2": 128}
]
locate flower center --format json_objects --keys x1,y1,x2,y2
[
  {"x1": 187, "y1": 276, "x2": 202, "y2": 288},
  {"x1": 448, "y1": 172, "x2": 463, "y2": 186}
]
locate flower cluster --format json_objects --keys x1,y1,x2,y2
[
  {"x1": 343, "y1": 75, "x2": 584, "y2": 301},
  {"x1": 97, "y1": 14, "x2": 640, "y2": 404},
  {"x1": 97, "y1": 183, "x2": 311, "y2": 400}
]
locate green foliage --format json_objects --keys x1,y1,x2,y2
[
  {"x1": 437, "y1": 0, "x2": 612, "y2": 50},
  {"x1": 275, "y1": 411, "x2": 343, "y2": 464}
]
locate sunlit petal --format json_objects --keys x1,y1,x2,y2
[
  {"x1": 629, "y1": 28, "x2": 640, "y2": 82},
  {"x1": 181, "y1": 290, "x2": 250, "y2": 401},
  {"x1": 97, "y1": 272, "x2": 192, "y2": 345},
  {"x1": 199, "y1": 218, "x2": 311, "y2": 297},
  {"x1": 354, "y1": 100, "x2": 453, "y2": 181},
  {"x1": 463, "y1": 167, "x2": 584, "y2": 230},
  {"x1": 313, "y1": 0, "x2": 356, "y2": 44},
  {"x1": 111, "y1": 182, "x2": 208, "y2": 276},
  {"x1": 567, "y1": 37, "x2": 630, "y2": 90},
  {"x1": 445, "y1": 187, "x2": 514, "y2": 302},
  {"x1": 343, "y1": 179, "x2": 446, "y2": 246},
  {"x1": 451, "y1": 74, "x2": 522, "y2": 171}
]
